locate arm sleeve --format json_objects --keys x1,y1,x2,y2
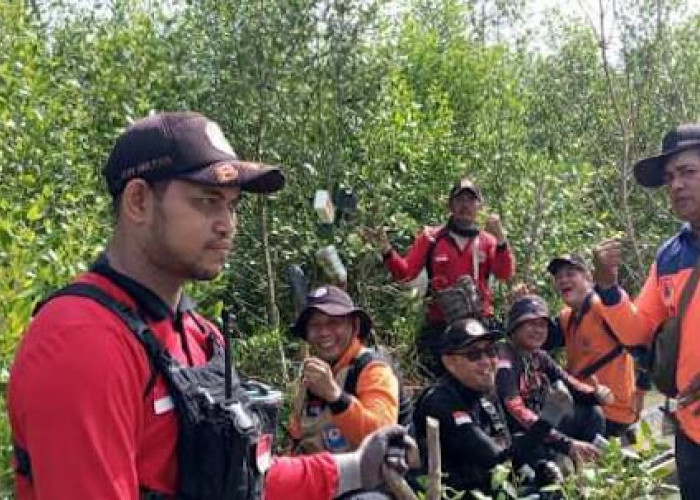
[
  {"x1": 489, "y1": 240, "x2": 515, "y2": 281},
  {"x1": 383, "y1": 229, "x2": 432, "y2": 282},
  {"x1": 592, "y1": 263, "x2": 665, "y2": 346},
  {"x1": 11, "y1": 316, "x2": 145, "y2": 500},
  {"x1": 331, "y1": 362, "x2": 399, "y2": 447},
  {"x1": 496, "y1": 358, "x2": 572, "y2": 453},
  {"x1": 495, "y1": 361, "x2": 541, "y2": 428},
  {"x1": 264, "y1": 453, "x2": 339, "y2": 500}
]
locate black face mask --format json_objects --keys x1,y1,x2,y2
[{"x1": 447, "y1": 216, "x2": 479, "y2": 238}]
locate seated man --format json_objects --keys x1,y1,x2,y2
[
  {"x1": 288, "y1": 285, "x2": 400, "y2": 454},
  {"x1": 412, "y1": 318, "x2": 571, "y2": 496},
  {"x1": 546, "y1": 254, "x2": 645, "y2": 441},
  {"x1": 496, "y1": 295, "x2": 609, "y2": 466}
]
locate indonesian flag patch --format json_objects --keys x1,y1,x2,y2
[
  {"x1": 496, "y1": 358, "x2": 512, "y2": 369},
  {"x1": 452, "y1": 411, "x2": 472, "y2": 425}
]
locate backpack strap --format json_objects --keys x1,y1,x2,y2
[
  {"x1": 343, "y1": 349, "x2": 413, "y2": 427},
  {"x1": 35, "y1": 283, "x2": 168, "y2": 392},
  {"x1": 343, "y1": 350, "x2": 378, "y2": 396},
  {"x1": 425, "y1": 227, "x2": 450, "y2": 288},
  {"x1": 568, "y1": 299, "x2": 626, "y2": 379},
  {"x1": 676, "y1": 253, "x2": 700, "y2": 331}
]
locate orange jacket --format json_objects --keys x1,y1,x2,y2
[
  {"x1": 288, "y1": 338, "x2": 399, "y2": 451},
  {"x1": 558, "y1": 297, "x2": 637, "y2": 425},
  {"x1": 592, "y1": 225, "x2": 700, "y2": 442}
]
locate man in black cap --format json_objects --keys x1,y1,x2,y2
[
  {"x1": 8, "y1": 112, "x2": 414, "y2": 500},
  {"x1": 496, "y1": 295, "x2": 609, "y2": 468},
  {"x1": 366, "y1": 177, "x2": 514, "y2": 375},
  {"x1": 412, "y1": 318, "x2": 572, "y2": 496},
  {"x1": 593, "y1": 124, "x2": 700, "y2": 498},
  {"x1": 545, "y1": 254, "x2": 643, "y2": 441},
  {"x1": 288, "y1": 285, "x2": 401, "y2": 455}
]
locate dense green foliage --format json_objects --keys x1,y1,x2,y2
[{"x1": 2, "y1": 0, "x2": 699, "y2": 495}]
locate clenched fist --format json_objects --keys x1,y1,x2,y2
[
  {"x1": 592, "y1": 238, "x2": 623, "y2": 289},
  {"x1": 301, "y1": 357, "x2": 342, "y2": 402},
  {"x1": 484, "y1": 213, "x2": 507, "y2": 243}
]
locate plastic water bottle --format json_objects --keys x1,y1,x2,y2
[{"x1": 315, "y1": 245, "x2": 347, "y2": 285}]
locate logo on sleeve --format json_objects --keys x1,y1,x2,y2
[{"x1": 452, "y1": 411, "x2": 472, "y2": 426}]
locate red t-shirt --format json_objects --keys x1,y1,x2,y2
[{"x1": 8, "y1": 261, "x2": 338, "y2": 499}]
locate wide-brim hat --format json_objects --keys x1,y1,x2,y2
[
  {"x1": 436, "y1": 318, "x2": 498, "y2": 354},
  {"x1": 290, "y1": 285, "x2": 372, "y2": 340},
  {"x1": 547, "y1": 253, "x2": 589, "y2": 276},
  {"x1": 634, "y1": 124, "x2": 700, "y2": 188},
  {"x1": 506, "y1": 295, "x2": 550, "y2": 334}
]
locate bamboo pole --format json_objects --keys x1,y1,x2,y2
[
  {"x1": 384, "y1": 467, "x2": 419, "y2": 500},
  {"x1": 426, "y1": 416, "x2": 442, "y2": 500}
]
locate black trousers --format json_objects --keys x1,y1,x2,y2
[
  {"x1": 557, "y1": 403, "x2": 606, "y2": 443},
  {"x1": 676, "y1": 428, "x2": 700, "y2": 500}
]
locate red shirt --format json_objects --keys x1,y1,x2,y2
[
  {"x1": 8, "y1": 258, "x2": 338, "y2": 499},
  {"x1": 384, "y1": 226, "x2": 515, "y2": 321}
]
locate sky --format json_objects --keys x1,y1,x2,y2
[{"x1": 525, "y1": 0, "x2": 700, "y2": 50}]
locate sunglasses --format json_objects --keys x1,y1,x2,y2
[{"x1": 450, "y1": 344, "x2": 499, "y2": 362}]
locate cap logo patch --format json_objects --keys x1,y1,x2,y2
[
  {"x1": 311, "y1": 287, "x2": 328, "y2": 298},
  {"x1": 205, "y1": 121, "x2": 236, "y2": 156},
  {"x1": 212, "y1": 163, "x2": 239, "y2": 183}
]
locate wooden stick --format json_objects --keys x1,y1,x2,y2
[
  {"x1": 383, "y1": 466, "x2": 419, "y2": 500},
  {"x1": 426, "y1": 416, "x2": 441, "y2": 500}
]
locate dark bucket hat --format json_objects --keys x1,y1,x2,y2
[
  {"x1": 290, "y1": 285, "x2": 372, "y2": 340},
  {"x1": 546, "y1": 253, "x2": 589, "y2": 276},
  {"x1": 506, "y1": 295, "x2": 550, "y2": 334},
  {"x1": 436, "y1": 318, "x2": 498, "y2": 354},
  {"x1": 634, "y1": 124, "x2": 700, "y2": 188}
]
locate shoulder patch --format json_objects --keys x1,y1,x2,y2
[
  {"x1": 657, "y1": 230, "x2": 700, "y2": 277},
  {"x1": 497, "y1": 358, "x2": 512, "y2": 369},
  {"x1": 452, "y1": 411, "x2": 473, "y2": 425}
]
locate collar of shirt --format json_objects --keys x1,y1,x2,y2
[{"x1": 90, "y1": 253, "x2": 195, "y2": 322}]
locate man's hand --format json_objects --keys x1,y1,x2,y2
[
  {"x1": 484, "y1": 213, "x2": 506, "y2": 243},
  {"x1": 301, "y1": 357, "x2": 342, "y2": 402},
  {"x1": 591, "y1": 375, "x2": 615, "y2": 405},
  {"x1": 334, "y1": 425, "x2": 419, "y2": 496},
  {"x1": 361, "y1": 226, "x2": 392, "y2": 254},
  {"x1": 568, "y1": 440, "x2": 601, "y2": 467},
  {"x1": 593, "y1": 238, "x2": 623, "y2": 289}
]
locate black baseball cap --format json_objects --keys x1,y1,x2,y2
[
  {"x1": 547, "y1": 254, "x2": 589, "y2": 276},
  {"x1": 506, "y1": 295, "x2": 549, "y2": 334},
  {"x1": 290, "y1": 285, "x2": 372, "y2": 340},
  {"x1": 634, "y1": 124, "x2": 700, "y2": 188},
  {"x1": 104, "y1": 112, "x2": 285, "y2": 197},
  {"x1": 449, "y1": 177, "x2": 482, "y2": 201},
  {"x1": 436, "y1": 318, "x2": 497, "y2": 354}
]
